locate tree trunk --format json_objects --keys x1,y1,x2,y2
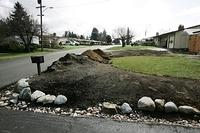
[
  {"x1": 24, "y1": 43, "x2": 30, "y2": 53},
  {"x1": 28, "y1": 35, "x2": 33, "y2": 52},
  {"x1": 127, "y1": 37, "x2": 130, "y2": 45},
  {"x1": 121, "y1": 37, "x2": 126, "y2": 47},
  {"x1": 19, "y1": 34, "x2": 30, "y2": 53}
]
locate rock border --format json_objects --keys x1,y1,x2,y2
[{"x1": 1, "y1": 79, "x2": 200, "y2": 128}]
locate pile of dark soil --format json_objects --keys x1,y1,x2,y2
[{"x1": 29, "y1": 52, "x2": 200, "y2": 110}]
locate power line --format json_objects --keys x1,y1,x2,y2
[{"x1": 55, "y1": 0, "x2": 109, "y2": 9}]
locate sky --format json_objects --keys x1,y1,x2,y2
[{"x1": 1, "y1": 0, "x2": 200, "y2": 40}]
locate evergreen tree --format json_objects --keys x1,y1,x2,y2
[
  {"x1": 106, "y1": 35, "x2": 112, "y2": 44},
  {"x1": 0, "y1": 19, "x2": 9, "y2": 42},
  {"x1": 98, "y1": 29, "x2": 107, "y2": 42},
  {"x1": 7, "y1": 2, "x2": 39, "y2": 52},
  {"x1": 102, "y1": 30, "x2": 107, "y2": 41},
  {"x1": 80, "y1": 35, "x2": 85, "y2": 39},
  {"x1": 126, "y1": 27, "x2": 130, "y2": 45},
  {"x1": 90, "y1": 27, "x2": 99, "y2": 40},
  {"x1": 178, "y1": 24, "x2": 184, "y2": 31}
]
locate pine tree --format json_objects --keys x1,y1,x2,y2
[
  {"x1": 7, "y1": 2, "x2": 39, "y2": 52},
  {"x1": 90, "y1": 27, "x2": 99, "y2": 41},
  {"x1": 0, "y1": 19, "x2": 9, "y2": 42},
  {"x1": 126, "y1": 27, "x2": 130, "y2": 45},
  {"x1": 106, "y1": 35, "x2": 112, "y2": 44}
]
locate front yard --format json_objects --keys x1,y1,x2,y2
[
  {"x1": 108, "y1": 45, "x2": 155, "y2": 51},
  {"x1": 112, "y1": 55, "x2": 200, "y2": 79}
]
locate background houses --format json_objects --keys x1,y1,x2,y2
[{"x1": 153, "y1": 25, "x2": 200, "y2": 53}]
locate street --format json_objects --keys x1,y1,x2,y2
[
  {"x1": 0, "y1": 108, "x2": 199, "y2": 133},
  {"x1": 0, "y1": 45, "x2": 114, "y2": 88}
]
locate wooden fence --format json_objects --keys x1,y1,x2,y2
[{"x1": 189, "y1": 35, "x2": 200, "y2": 53}]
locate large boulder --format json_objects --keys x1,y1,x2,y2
[
  {"x1": 54, "y1": 95, "x2": 67, "y2": 105},
  {"x1": 155, "y1": 99, "x2": 165, "y2": 112},
  {"x1": 31, "y1": 90, "x2": 45, "y2": 101},
  {"x1": 165, "y1": 102, "x2": 178, "y2": 113},
  {"x1": 102, "y1": 102, "x2": 118, "y2": 114},
  {"x1": 120, "y1": 103, "x2": 132, "y2": 114},
  {"x1": 138, "y1": 97, "x2": 155, "y2": 112},
  {"x1": 37, "y1": 95, "x2": 56, "y2": 104},
  {"x1": 19, "y1": 87, "x2": 31, "y2": 101},
  {"x1": 16, "y1": 78, "x2": 29, "y2": 93},
  {"x1": 179, "y1": 106, "x2": 200, "y2": 115}
]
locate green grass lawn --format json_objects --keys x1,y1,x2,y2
[
  {"x1": 108, "y1": 45, "x2": 155, "y2": 51},
  {"x1": 0, "y1": 46, "x2": 87, "y2": 61},
  {"x1": 112, "y1": 56, "x2": 200, "y2": 79}
]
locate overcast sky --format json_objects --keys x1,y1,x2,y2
[{"x1": 1, "y1": 0, "x2": 200, "y2": 39}]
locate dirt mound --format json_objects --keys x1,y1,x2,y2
[
  {"x1": 93, "y1": 49, "x2": 111, "y2": 60},
  {"x1": 29, "y1": 53, "x2": 200, "y2": 110},
  {"x1": 46, "y1": 53, "x2": 95, "y2": 72},
  {"x1": 82, "y1": 49, "x2": 110, "y2": 63},
  {"x1": 109, "y1": 50, "x2": 169, "y2": 58}
]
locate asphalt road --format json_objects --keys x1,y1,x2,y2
[
  {"x1": 0, "y1": 45, "x2": 114, "y2": 88},
  {"x1": 0, "y1": 108, "x2": 199, "y2": 133}
]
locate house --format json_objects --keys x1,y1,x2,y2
[
  {"x1": 4, "y1": 36, "x2": 39, "y2": 45},
  {"x1": 153, "y1": 25, "x2": 200, "y2": 53},
  {"x1": 32, "y1": 36, "x2": 39, "y2": 45},
  {"x1": 112, "y1": 38, "x2": 122, "y2": 45},
  {"x1": 57, "y1": 37, "x2": 69, "y2": 45}
]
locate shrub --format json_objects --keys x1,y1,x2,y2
[
  {"x1": 0, "y1": 37, "x2": 25, "y2": 52},
  {"x1": 30, "y1": 43, "x2": 39, "y2": 52}
]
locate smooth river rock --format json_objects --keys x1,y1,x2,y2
[
  {"x1": 165, "y1": 102, "x2": 178, "y2": 113},
  {"x1": 138, "y1": 97, "x2": 155, "y2": 112},
  {"x1": 54, "y1": 95, "x2": 67, "y2": 105},
  {"x1": 31, "y1": 90, "x2": 45, "y2": 101}
]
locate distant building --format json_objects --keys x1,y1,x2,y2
[
  {"x1": 153, "y1": 25, "x2": 200, "y2": 53},
  {"x1": 32, "y1": 36, "x2": 39, "y2": 45},
  {"x1": 112, "y1": 38, "x2": 122, "y2": 45},
  {"x1": 57, "y1": 37, "x2": 69, "y2": 45},
  {"x1": 8, "y1": 36, "x2": 39, "y2": 45}
]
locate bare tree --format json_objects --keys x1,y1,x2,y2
[
  {"x1": 113, "y1": 27, "x2": 126, "y2": 47},
  {"x1": 114, "y1": 27, "x2": 135, "y2": 47}
]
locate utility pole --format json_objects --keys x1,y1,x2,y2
[
  {"x1": 36, "y1": 0, "x2": 45, "y2": 52},
  {"x1": 40, "y1": 1, "x2": 43, "y2": 52}
]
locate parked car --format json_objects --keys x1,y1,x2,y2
[
  {"x1": 65, "y1": 40, "x2": 80, "y2": 46},
  {"x1": 73, "y1": 41, "x2": 80, "y2": 46}
]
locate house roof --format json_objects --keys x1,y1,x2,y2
[
  {"x1": 185, "y1": 25, "x2": 200, "y2": 29},
  {"x1": 153, "y1": 24, "x2": 200, "y2": 38},
  {"x1": 184, "y1": 28, "x2": 200, "y2": 35}
]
